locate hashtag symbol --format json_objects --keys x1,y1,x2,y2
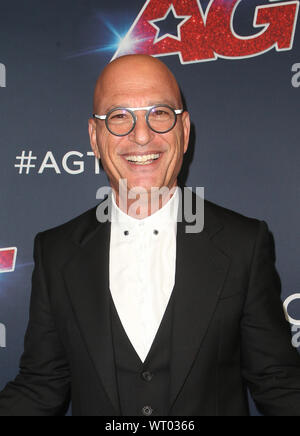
[{"x1": 14, "y1": 151, "x2": 37, "y2": 174}]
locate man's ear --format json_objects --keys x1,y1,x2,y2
[
  {"x1": 182, "y1": 111, "x2": 191, "y2": 154},
  {"x1": 88, "y1": 118, "x2": 100, "y2": 159}
]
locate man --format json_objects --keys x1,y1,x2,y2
[{"x1": 0, "y1": 55, "x2": 300, "y2": 416}]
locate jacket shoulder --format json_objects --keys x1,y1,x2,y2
[
  {"x1": 204, "y1": 198, "x2": 261, "y2": 230},
  {"x1": 41, "y1": 205, "x2": 99, "y2": 242},
  {"x1": 34, "y1": 205, "x2": 102, "y2": 268},
  {"x1": 203, "y1": 197, "x2": 266, "y2": 260}
]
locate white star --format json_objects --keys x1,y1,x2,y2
[{"x1": 149, "y1": 4, "x2": 192, "y2": 44}]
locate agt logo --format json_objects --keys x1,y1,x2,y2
[
  {"x1": 113, "y1": 0, "x2": 299, "y2": 64},
  {"x1": 0, "y1": 63, "x2": 6, "y2": 87}
]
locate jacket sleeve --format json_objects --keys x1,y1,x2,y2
[
  {"x1": 0, "y1": 233, "x2": 71, "y2": 416},
  {"x1": 241, "y1": 221, "x2": 300, "y2": 416}
]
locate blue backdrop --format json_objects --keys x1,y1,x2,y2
[{"x1": 0, "y1": 0, "x2": 299, "y2": 416}]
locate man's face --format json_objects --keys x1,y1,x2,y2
[{"x1": 89, "y1": 57, "x2": 190, "y2": 195}]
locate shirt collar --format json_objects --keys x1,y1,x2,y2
[{"x1": 111, "y1": 187, "x2": 179, "y2": 233}]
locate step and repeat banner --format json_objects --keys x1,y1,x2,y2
[{"x1": 0, "y1": 0, "x2": 299, "y2": 416}]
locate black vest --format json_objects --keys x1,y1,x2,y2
[{"x1": 110, "y1": 293, "x2": 174, "y2": 416}]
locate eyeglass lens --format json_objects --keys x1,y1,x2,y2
[{"x1": 106, "y1": 106, "x2": 177, "y2": 136}]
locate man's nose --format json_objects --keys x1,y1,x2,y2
[{"x1": 129, "y1": 113, "x2": 154, "y2": 146}]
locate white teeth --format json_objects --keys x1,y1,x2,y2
[
  {"x1": 134, "y1": 160, "x2": 154, "y2": 165},
  {"x1": 125, "y1": 154, "x2": 160, "y2": 163}
]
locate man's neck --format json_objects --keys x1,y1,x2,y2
[{"x1": 112, "y1": 182, "x2": 178, "y2": 220}]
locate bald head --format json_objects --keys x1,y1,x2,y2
[{"x1": 93, "y1": 55, "x2": 182, "y2": 114}]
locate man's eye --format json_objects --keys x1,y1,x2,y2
[
  {"x1": 112, "y1": 114, "x2": 126, "y2": 119},
  {"x1": 151, "y1": 109, "x2": 171, "y2": 119},
  {"x1": 109, "y1": 112, "x2": 130, "y2": 122},
  {"x1": 154, "y1": 110, "x2": 166, "y2": 116}
]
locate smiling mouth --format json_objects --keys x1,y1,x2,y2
[{"x1": 124, "y1": 153, "x2": 161, "y2": 166}]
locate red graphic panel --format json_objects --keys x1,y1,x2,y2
[
  {"x1": 206, "y1": 0, "x2": 299, "y2": 59},
  {"x1": 112, "y1": 0, "x2": 299, "y2": 64},
  {"x1": 113, "y1": 0, "x2": 215, "y2": 63},
  {"x1": 0, "y1": 248, "x2": 17, "y2": 273}
]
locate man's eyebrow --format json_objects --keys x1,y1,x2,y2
[
  {"x1": 103, "y1": 100, "x2": 180, "y2": 113},
  {"x1": 104, "y1": 104, "x2": 130, "y2": 113}
]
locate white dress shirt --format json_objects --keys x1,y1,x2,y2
[{"x1": 109, "y1": 188, "x2": 179, "y2": 363}]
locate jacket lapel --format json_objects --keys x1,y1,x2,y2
[
  {"x1": 168, "y1": 203, "x2": 231, "y2": 412},
  {"x1": 63, "y1": 218, "x2": 120, "y2": 415}
]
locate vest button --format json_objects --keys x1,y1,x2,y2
[
  {"x1": 142, "y1": 406, "x2": 153, "y2": 416},
  {"x1": 141, "y1": 371, "x2": 153, "y2": 382}
]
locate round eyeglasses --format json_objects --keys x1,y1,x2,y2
[{"x1": 93, "y1": 104, "x2": 184, "y2": 137}]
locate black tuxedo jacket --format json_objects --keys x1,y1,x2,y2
[{"x1": 0, "y1": 193, "x2": 300, "y2": 416}]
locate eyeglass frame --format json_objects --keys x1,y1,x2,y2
[{"x1": 92, "y1": 104, "x2": 184, "y2": 137}]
